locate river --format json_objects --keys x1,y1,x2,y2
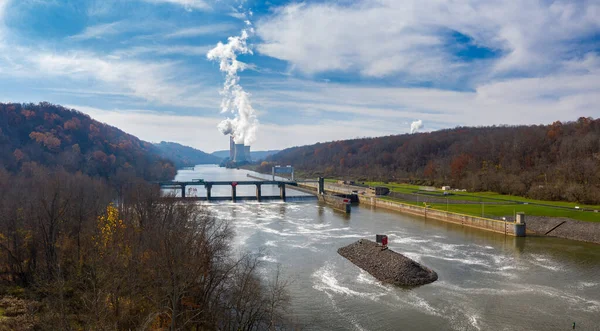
[{"x1": 173, "y1": 165, "x2": 600, "y2": 330}]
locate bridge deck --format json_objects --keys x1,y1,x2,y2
[{"x1": 159, "y1": 180, "x2": 298, "y2": 186}]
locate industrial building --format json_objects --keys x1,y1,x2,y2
[{"x1": 229, "y1": 136, "x2": 252, "y2": 162}]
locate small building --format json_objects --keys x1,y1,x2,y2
[
  {"x1": 368, "y1": 186, "x2": 390, "y2": 196},
  {"x1": 442, "y1": 186, "x2": 451, "y2": 191}
]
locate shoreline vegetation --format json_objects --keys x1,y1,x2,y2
[{"x1": 0, "y1": 167, "x2": 292, "y2": 330}]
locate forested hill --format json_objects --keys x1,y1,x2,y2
[
  {"x1": 154, "y1": 141, "x2": 222, "y2": 168},
  {"x1": 263, "y1": 118, "x2": 600, "y2": 204},
  {"x1": 0, "y1": 102, "x2": 175, "y2": 182}
]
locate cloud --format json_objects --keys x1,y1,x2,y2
[
  {"x1": 256, "y1": 1, "x2": 600, "y2": 81},
  {"x1": 164, "y1": 23, "x2": 236, "y2": 38},
  {"x1": 62, "y1": 53, "x2": 600, "y2": 152},
  {"x1": 0, "y1": 0, "x2": 9, "y2": 42},
  {"x1": 111, "y1": 45, "x2": 213, "y2": 58},
  {"x1": 68, "y1": 21, "x2": 124, "y2": 41},
  {"x1": 25, "y1": 50, "x2": 218, "y2": 107},
  {"x1": 141, "y1": 0, "x2": 210, "y2": 11},
  {"x1": 250, "y1": 55, "x2": 600, "y2": 130},
  {"x1": 70, "y1": 105, "x2": 224, "y2": 150},
  {"x1": 410, "y1": 120, "x2": 423, "y2": 134}
]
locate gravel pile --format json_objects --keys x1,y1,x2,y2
[{"x1": 338, "y1": 239, "x2": 438, "y2": 286}]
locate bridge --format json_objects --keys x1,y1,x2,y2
[
  {"x1": 159, "y1": 177, "x2": 352, "y2": 213},
  {"x1": 159, "y1": 179, "x2": 304, "y2": 202}
]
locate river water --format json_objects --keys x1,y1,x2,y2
[{"x1": 174, "y1": 165, "x2": 600, "y2": 330}]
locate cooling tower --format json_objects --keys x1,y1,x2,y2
[
  {"x1": 234, "y1": 143, "x2": 246, "y2": 162},
  {"x1": 244, "y1": 146, "x2": 251, "y2": 161},
  {"x1": 229, "y1": 136, "x2": 235, "y2": 160}
]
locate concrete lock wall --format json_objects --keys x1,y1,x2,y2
[
  {"x1": 318, "y1": 194, "x2": 351, "y2": 214},
  {"x1": 359, "y1": 196, "x2": 525, "y2": 237}
]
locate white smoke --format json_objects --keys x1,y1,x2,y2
[
  {"x1": 207, "y1": 23, "x2": 259, "y2": 145},
  {"x1": 410, "y1": 120, "x2": 423, "y2": 134}
]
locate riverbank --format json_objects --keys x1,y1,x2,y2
[
  {"x1": 510, "y1": 216, "x2": 600, "y2": 244},
  {"x1": 338, "y1": 239, "x2": 438, "y2": 287}
]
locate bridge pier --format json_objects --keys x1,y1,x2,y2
[
  {"x1": 232, "y1": 183, "x2": 237, "y2": 202},
  {"x1": 181, "y1": 184, "x2": 186, "y2": 198},
  {"x1": 318, "y1": 177, "x2": 325, "y2": 195},
  {"x1": 205, "y1": 184, "x2": 212, "y2": 201},
  {"x1": 279, "y1": 184, "x2": 286, "y2": 201},
  {"x1": 256, "y1": 184, "x2": 262, "y2": 202}
]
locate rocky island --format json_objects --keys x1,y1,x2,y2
[{"x1": 338, "y1": 239, "x2": 438, "y2": 287}]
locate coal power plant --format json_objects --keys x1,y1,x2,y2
[{"x1": 229, "y1": 136, "x2": 251, "y2": 162}]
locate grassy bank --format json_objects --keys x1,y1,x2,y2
[{"x1": 369, "y1": 182, "x2": 600, "y2": 223}]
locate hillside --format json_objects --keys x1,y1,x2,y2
[
  {"x1": 0, "y1": 102, "x2": 175, "y2": 182},
  {"x1": 261, "y1": 118, "x2": 600, "y2": 204},
  {"x1": 154, "y1": 141, "x2": 222, "y2": 168},
  {"x1": 211, "y1": 149, "x2": 280, "y2": 161}
]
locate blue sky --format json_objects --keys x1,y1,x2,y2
[{"x1": 0, "y1": 0, "x2": 599, "y2": 152}]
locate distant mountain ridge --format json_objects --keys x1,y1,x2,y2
[
  {"x1": 154, "y1": 141, "x2": 222, "y2": 168},
  {"x1": 211, "y1": 149, "x2": 280, "y2": 161}
]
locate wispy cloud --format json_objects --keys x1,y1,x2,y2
[
  {"x1": 141, "y1": 0, "x2": 210, "y2": 11},
  {"x1": 111, "y1": 45, "x2": 213, "y2": 58},
  {"x1": 68, "y1": 21, "x2": 124, "y2": 41},
  {"x1": 22, "y1": 50, "x2": 218, "y2": 108},
  {"x1": 164, "y1": 23, "x2": 235, "y2": 38},
  {"x1": 0, "y1": 0, "x2": 10, "y2": 43}
]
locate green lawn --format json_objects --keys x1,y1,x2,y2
[
  {"x1": 367, "y1": 182, "x2": 600, "y2": 222},
  {"x1": 380, "y1": 196, "x2": 600, "y2": 222}
]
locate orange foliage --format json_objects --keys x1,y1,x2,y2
[
  {"x1": 21, "y1": 109, "x2": 36, "y2": 120},
  {"x1": 64, "y1": 118, "x2": 81, "y2": 130},
  {"x1": 29, "y1": 131, "x2": 61, "y2": 150},
  {"x1": 44, "y1": 113, "x2": 60, "y2": 123}
]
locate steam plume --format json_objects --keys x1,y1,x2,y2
[
  {"x1": 207, "y1": 24, "x2": 258, "y2": 145},
  {"x1": 410, "y1": 120, "x2": 423, "y2": 134}
]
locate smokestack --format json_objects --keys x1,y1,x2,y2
[
  {"x1": 234, "y1": 143, "x2": 246, "y2": 162},
  {"x1": 229, "y1": 136, "x2": 235, "y2": 160},
  {"x1": 244, "y1": 146, "x2": 251, "y2": 161}
]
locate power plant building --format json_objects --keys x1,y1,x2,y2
[{"x1": 229, "y1": 136, "x2": 251, "y2": 162}]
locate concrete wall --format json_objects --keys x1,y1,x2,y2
[
  {"x1": 359, "y1": 196, "x2": 524, "y2": 236},
  {"x1": 297, "y1": 181, "x2": 525, "y2": 237},
  {"x1": 318, "y1": 194, "x2": 351, "y2": 213}
]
